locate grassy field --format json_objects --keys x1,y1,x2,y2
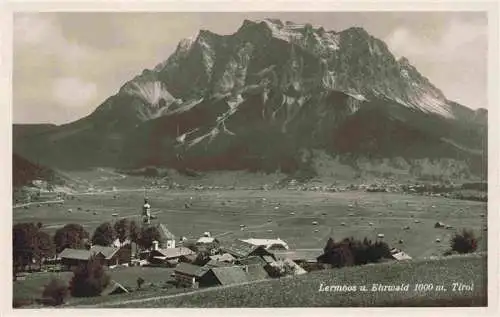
[
  {"x1": 14, "y1": 187, "x2": 487, "y2": 259},
  {"x1": 13, "y1": 266, "x2": 182, "y2": 306},
  {"x1": 110, "y1": 253, "x2": 487, "y2": 308}
]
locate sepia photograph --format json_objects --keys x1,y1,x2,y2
[{"x1": 6, "y1": 2, "x2": 496, "y2": 311}]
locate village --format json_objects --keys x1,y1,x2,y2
[{"x1": 13, "y1": 195, "x2": 422, "y2": 302}]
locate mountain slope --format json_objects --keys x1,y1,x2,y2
[
  {"x1": 12, "y1": 153, "x2": 64, "y2": 189},
  {"x1": 13, "y1": 19, "x2": 487, "y2": 180}
]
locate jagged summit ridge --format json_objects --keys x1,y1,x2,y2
[{"x1": 129, "y1": 18, "x2": 454, "y2": 119}]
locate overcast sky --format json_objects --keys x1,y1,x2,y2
[{"x1": 13, "y1": 12, "x2": 488, "y2": 125}]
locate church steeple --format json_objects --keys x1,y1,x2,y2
[{"x1": 142, "y1": 198, "x2": 151, "y2": 224}]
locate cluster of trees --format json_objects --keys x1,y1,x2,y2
[
  {"x1": 13, "y1": 218, "x2": 164, "y2": 278},
  {"x1": 13, "y1": 222, "x2": 55, "y2": 276},
  {"x1": 317, "y1": 237, "x2": 392, "y2": 268}
]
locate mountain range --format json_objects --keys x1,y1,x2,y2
[{"x1": 13, "y1": 19, "x2": 487, "y2": 182}]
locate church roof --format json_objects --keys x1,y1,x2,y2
[{"x1": 158, "y1": 223, "x2": 175, "y2": 240}]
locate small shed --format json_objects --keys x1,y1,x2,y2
[
  {"x1": 101, "y1": 280, "x2": 129, "y2": 296},
  {"x1": 390, "y1": 248, "x2": 412, "y2": 261}
]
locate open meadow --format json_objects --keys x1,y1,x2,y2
[{"x1": 14, "y1": 186, "x2": 487, "y2": 259}]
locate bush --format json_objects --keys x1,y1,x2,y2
[
  {"x1": 137, "y1": 277, "x2": 145, "y2": 290},
  {"x1": 41, "y1": 278, "x2": 68, "y2": 306},
  {"x1": 69, "y1": 256, "x2": 110, "y2": 297},
  {"x1": 451, "y1": 229, "x2": 478, "y2": 254}
]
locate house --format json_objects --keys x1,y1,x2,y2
[
  {"x1": 207, "y1": 266, "x2": 249, "y2": 286},
  {"x1": 59, "y1": 245, "x2": 132, "y2": 270},
  {"x1": 59, "y1": 249, "x2": 95, "y2": 269},
  {"x1": 178, "y1": 254, "x2": 198, "y2": 264},
  {"x1": 236, "y1": 255, "x2": 269, "y2": 266},
  {"x1": 269, "y1": 259, "x2": 307, "y2": 276},
  {"x1": 90, "y1": 245, "x2": 123, "y2": 267},
  {"x1": 101, "y1": 280, "x2": 130, "y2": 296},
  {"x1": 244, "y1": 264, "x2": 271, "y2": 281},
  {"x1": 158, "y1": 224, "x2": 176, "y2": 248},
  {"x1": 241, "y1": 238, "x2": 289, "y2": 251},
  {"x1": 219, "y1": 239, "x2": 275, "y2": 259},
  {"x1": 149, "y1": 247, "x2": 195, "y2": 267},
  {"x1": 174, "y1": 263, "x2": 210, "y2": 288},
  {"x1": 196, "y1": 237, "x2": 219, "y2": 244},
  {"x1": 273, "y1": 249, "x2": 322, "y2": 265}
]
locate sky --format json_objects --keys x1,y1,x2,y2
[{"x1": 13, "y1": 12, "x2": 488, "y2": 125}]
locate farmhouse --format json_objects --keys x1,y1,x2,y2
[
  {"x1": 219, "y1": 239, "x2": 275, "y2": 259},
  {"x1": 174, "y1": 263, "x2": 210, "y2": 288},
  {"x1": 59, "y1": 249, "x2": 95, "y2": 269},
  {"x1": 59, "y1": 245, "x2": 132, "y2": 269},
  {"x1": 241, "y1": 238, "x2": 289, "y2": 251},
  {"x1": 149, "y1": 247, "x2": 195, "y2": 267}
]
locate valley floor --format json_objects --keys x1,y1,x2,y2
[{"x1": 12, "y1": 179, "x2": 488, "y2": 308}]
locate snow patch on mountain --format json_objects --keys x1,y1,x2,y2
[{"x1": 123, "y1": 80, "x2": 174, "y2": 107}]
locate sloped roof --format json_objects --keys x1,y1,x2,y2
[
  {"x1": 210, "y1": 266, "x2": 249, "y2": 285},
  {"x1": 219, "y1": 239, "x2": 261, "y2": 258},
  {"x1": 205, "y1": 259, "x2": 232, "y2": 268},
  {"x1": 196, "y1": 237, "x2": 217, "y2": 244},
  {"x1": 101, "y1": 280, "x2": 129, "y2": 296},
  {"x1": 273, "y1": 249, "x2": 323, "y2": 261},
  {"x1": 209, "y1": 253, "x2": 235, "y2": 263},
  {"x1": 242, "y1": 238, "x2": 289, "y2": 249},
  {"x1": 245, "y1": 264, "x2": 270, "y2": 281},
  {"x1": 391, "y1": 251, "x2": 412, "y2": 261},
  {"x1": 154, "y1": 247, "x2": 195, "y2": 259},
  {"x1": 174, "y1": 262, "x2": 209, "y2": 277},
  {"x1": 158, "y1": 224, "x2": 176, "y2": 240},
  {"x1": 237, "y1": 256, "x2": 267, "y2": 266},
  {"x1": 90, "y1": 245, "x2": 120, "y2": 259},
  {"x1": 59, "y1": 248, "x2": 91, "y2": 260}
]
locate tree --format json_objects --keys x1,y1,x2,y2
[
  {"x1": 138, "y1": 226, "x2": 161, "y2": 249},
  {"x1": 54, "y1": 224, "x2": 89, "y2": 253},
  {"x1": 129, "y1": 220, "x2": 139, "y2": 243},
  {"x1": 69, "y1": 255, "x2": 110, "y2": 297},
  {"x1": 34, "y1": 231, "x2": 56, "y2": 270},
  {"x1": 42, "y1": 278, "x2": 68, "y2": 306},
  {"x1": 193, "y1": 251, "x2": 210, "y2": 266},
  {"x1": 91, "y1": 222, "x2": 116, "y2": 246},
  {"x1": 324, "y1": 237, "x2": 335, "y2": 254},
  {"x1": 114, "y1": 218, "x2": 130, "y2": 243},
  {"x1": 13, "y1": 223, "x2": 39, "y2": 273},
  {"x1": 451, "y1": 229, "x2": 478, "y2": 254}
]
